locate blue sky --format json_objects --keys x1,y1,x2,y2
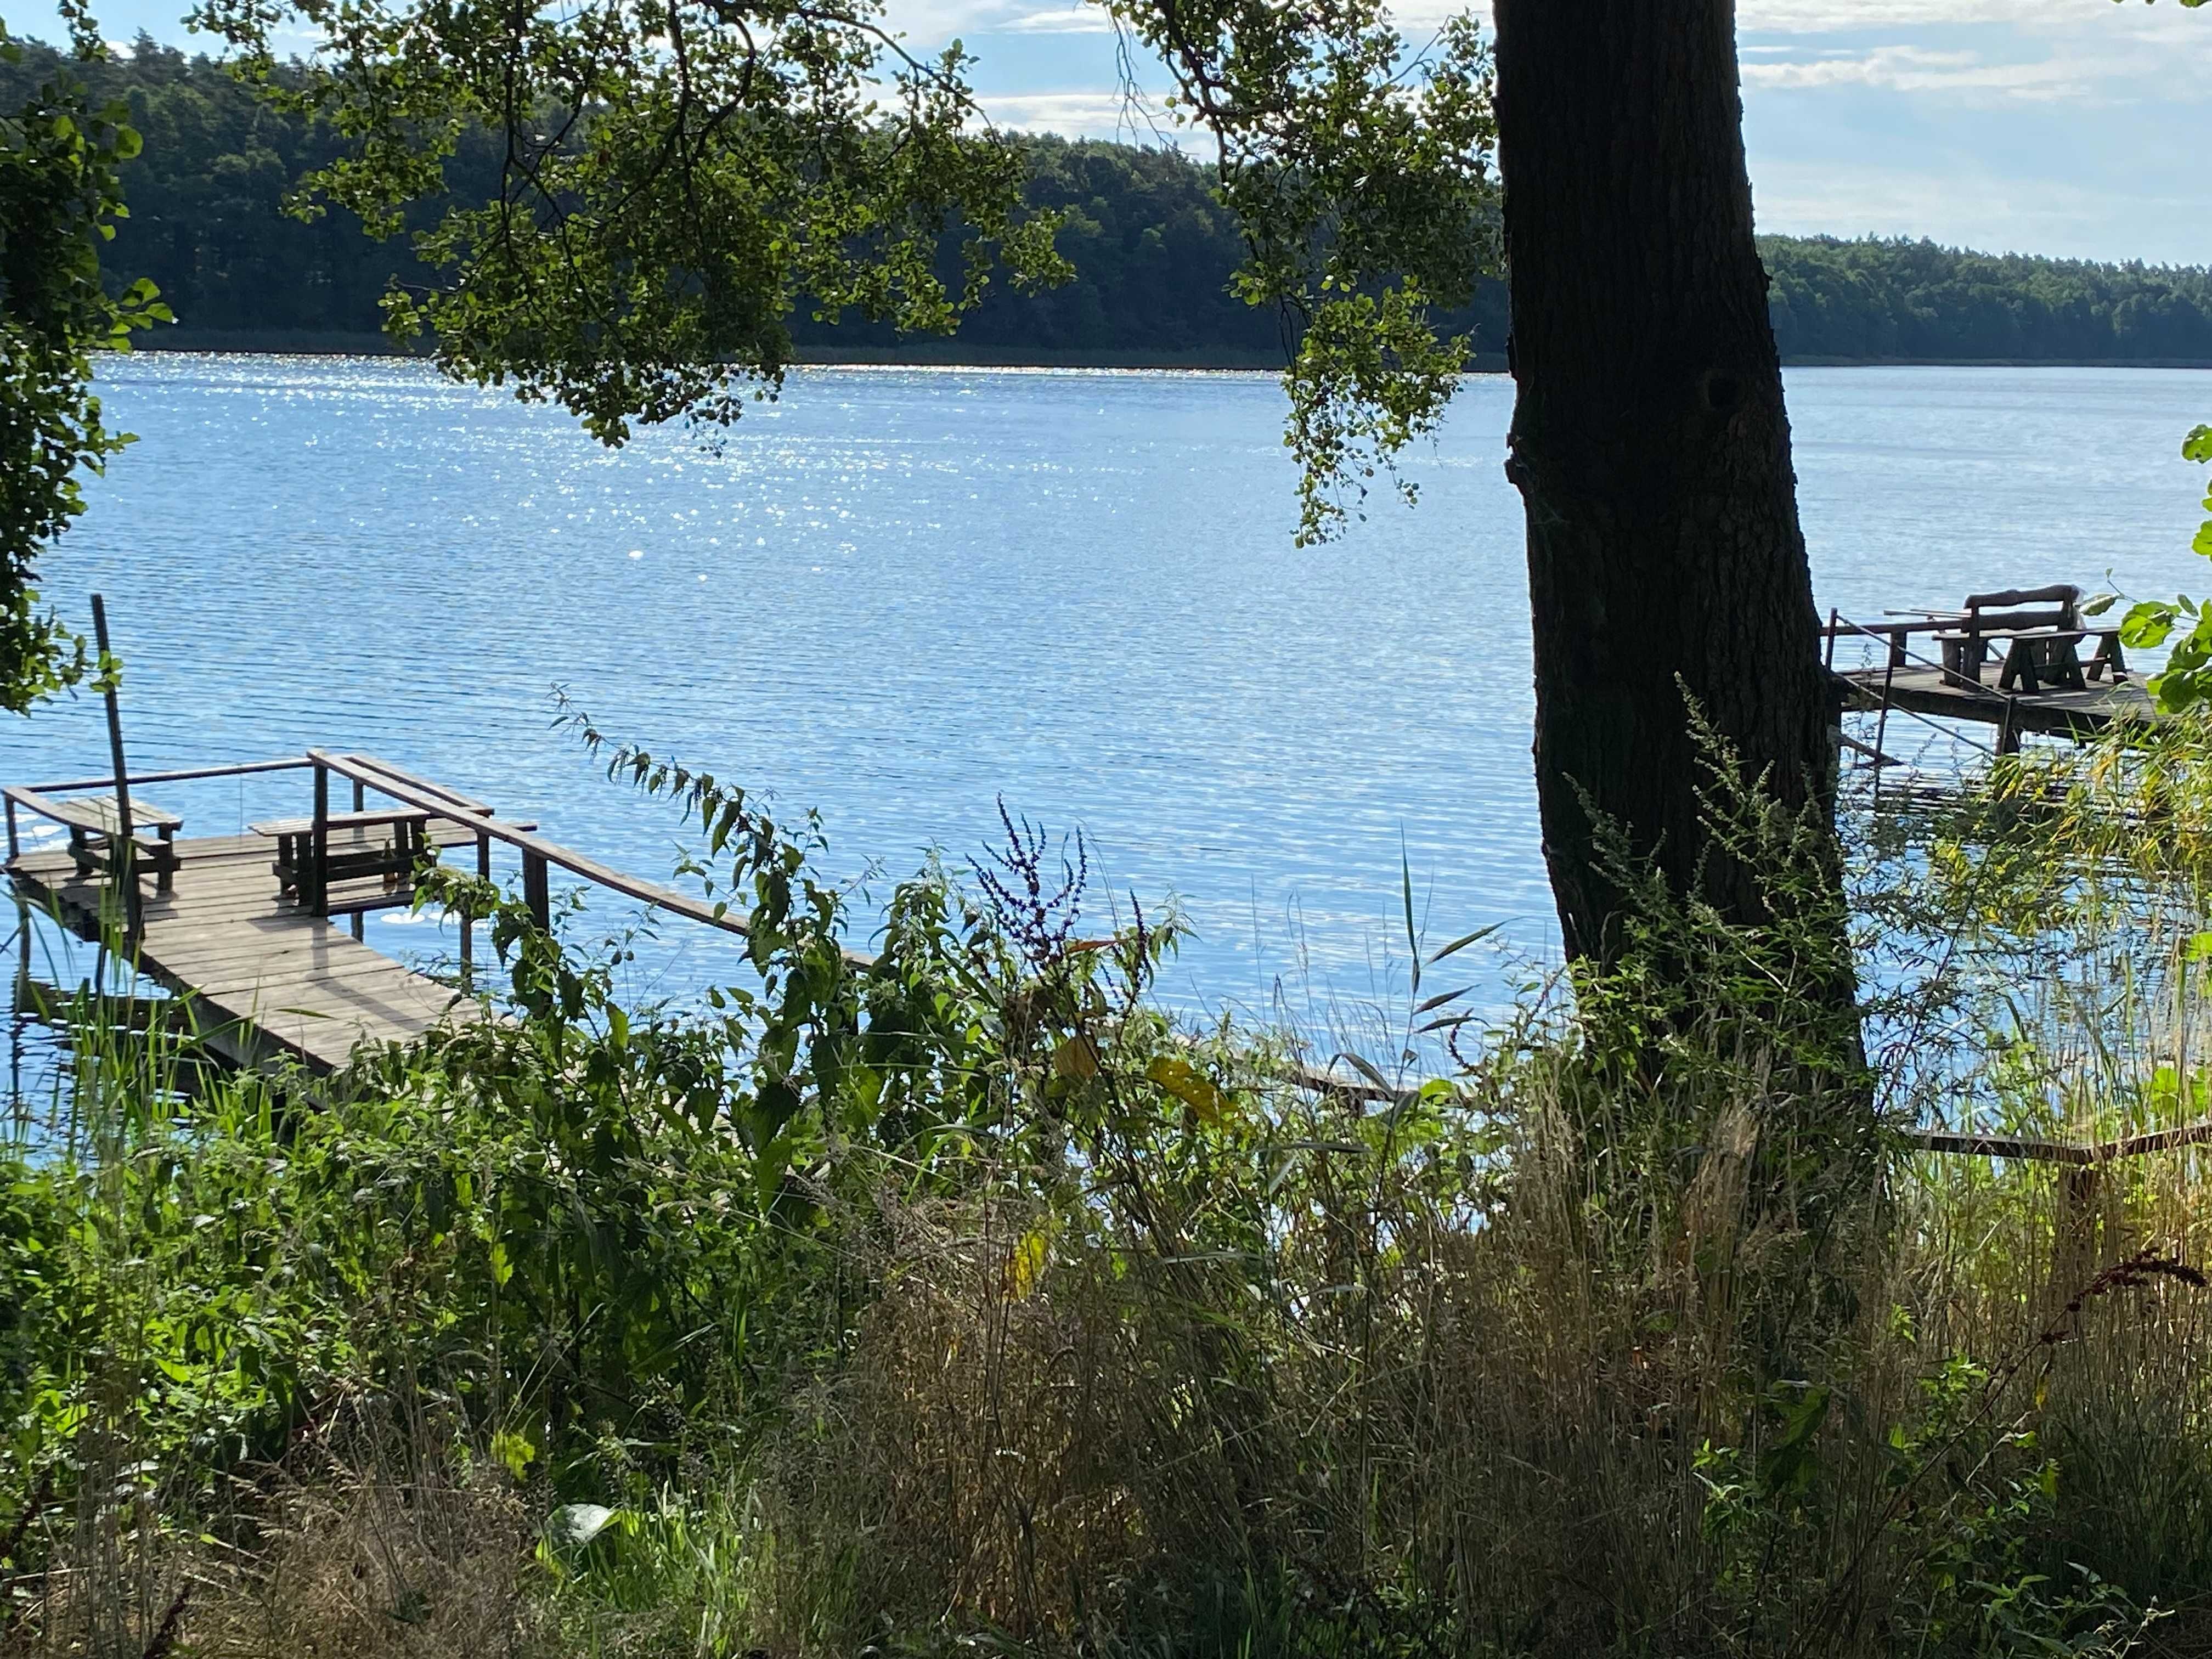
[{"x1": 13, "y1": 0, "x2": 2208, "y2": 263}]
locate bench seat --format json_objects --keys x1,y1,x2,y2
[{"x1": 8, "y1": 786, "x2": 183, "y2": 893}]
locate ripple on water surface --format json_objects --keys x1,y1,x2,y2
[{"x1": 7, "y1": 357, "x2": 2211, "y2": 1041}]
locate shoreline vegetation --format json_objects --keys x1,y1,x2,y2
[
  {"x1": 12, "y1": 715, "x2": 2212, "y2": 1657},
  {"x1": 13, "y1": 35, "x2": 2212, "y2": 377}
]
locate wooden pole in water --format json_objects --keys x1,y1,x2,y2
[{"x1": 89, "y1": 595, "x2": 139, "y2": 938}]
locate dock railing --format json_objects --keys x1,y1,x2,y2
[
  {"x1": 1825, "y1": 610, "x2": 2021, "y2": 764},
  {"x1": 4, "y1": 751, "x2": 839, "y2": 982},
  {"x1": 304, "y1": 749, "x2": 881, "y2": 972}
]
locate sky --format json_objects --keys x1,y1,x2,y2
[{"x1": 14, "y1": 0, "x2": 2208, "y2": 264}]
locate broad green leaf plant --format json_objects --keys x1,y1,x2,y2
[{"x1": 2111, "y1": 424, "x2": 2212, "y2": 713}]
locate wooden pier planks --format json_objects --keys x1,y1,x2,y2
[
  {"x1": 1835, "y1": 663, "x2": 2157, "y2": 745},
  {"x1": 7, "y1": 830, "x2": 475, "y2": 1074}
]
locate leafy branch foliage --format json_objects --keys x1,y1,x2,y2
[
  {"x1": 0, "y1": 19, "x2": 168, "y2": 713},
  {"x1": 130, "y1": 0, "x2": 1499, "y2": 538},
  {"x1": 1105, "y1": 0, "x2": 1498, "y2": 541},
  {"x1": 186, "y1": 0, "x2": 1068, "y2": 444},
  {"x1": 2107, "y1": 423, "x2": 2212, "y2": 712}
]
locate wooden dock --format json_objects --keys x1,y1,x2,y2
[
  {"x1": 4, "y1": 748, "x2": 783, "y2": 1079},
  {"x1": 9, "y1": 821, "x2": 485, "y2": 1073},
  {"x1": 1835, "y1": 662, "x2": 2158, "y2": 748},
  {"x1": 1826, "y1": 584, "x2": 2159, "y2": 753}
]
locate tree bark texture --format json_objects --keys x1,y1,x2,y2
[{"x1": 1491, "y1": 0, "x2": 1837, "y2": 965}]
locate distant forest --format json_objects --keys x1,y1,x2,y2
[{"x1": 13, "y1": 35, "x2": 2212, "y2": 365}]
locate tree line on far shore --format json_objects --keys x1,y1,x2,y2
[{"x1": 11, "y1": 33, "x2": 2212, "y2": 366}]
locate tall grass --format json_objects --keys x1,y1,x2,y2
[{"x1": 6, "y1": 716, "x2": 2212, "y2": 1657}]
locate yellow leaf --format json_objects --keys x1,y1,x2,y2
[
  {"x1": 1146, "y1": 1055, "x2": 1229, "y2": 1125},
  {"x1": 1004, "y1": 1228, "x2": 1049, "y2": 1300}
]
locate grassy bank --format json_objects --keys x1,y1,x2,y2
[{"x1": 5, "y1": 719, "x2": 2212, "y2": 1657}]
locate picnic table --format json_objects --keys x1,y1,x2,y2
[
  {"x1": 1832, "y1": 584, "x2": 2127, "y2": 693},
  {"x1": 1930, "y1": 586, "x2": 2126, "y2": 693}
]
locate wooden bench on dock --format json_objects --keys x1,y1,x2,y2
[
  {"x1": 1827, "y1": 582, "x2": 2158, "y2": 755},
  {"x1": 6, "y1": 785, "x2": 183, "y2": 893},
  {"x1": 253, "y1": 806, "x2": 435, "y2": 914}
]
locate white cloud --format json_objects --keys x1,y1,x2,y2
[
  {"x1": 1742, "y1": 43, "x2": 2094, "y2": 99},
  {"x1": 1739, "y1": 0, "x2": 2196, "y2": 32},
  {"x1": 975, "y1": 88, "x2": 1185, "y2": 140},
  {"x1": 1001, "y1": 5, "x2": 1116, "y2": 32},
  {"x1": 1740, "y1": 28, "x2": 2209, "y2": 104}
]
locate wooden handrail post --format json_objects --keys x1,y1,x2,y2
[
  {"x1": 1871, "y1": 654, "x2": 1898, "y2": 810},
  {"x1": 459, "y1": 827, "x2": 492, "y2": 986},
  {"x1": 310, "y1": 760, "x2": 329, "y2": 916},
  {"x1": 349, "y1": 776, "x2": 367, "y2": 939},
  {"x1": 522, "y1": 849, "x2": 550, "y2": 933}
]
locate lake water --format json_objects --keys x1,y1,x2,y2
[{"x1": 6, "y1": 357, "x2": 2211, "y2": 1047}]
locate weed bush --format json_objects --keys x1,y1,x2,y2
[{"x1": 4, "y1": 718, "x2": 2211, "y2": 1657}]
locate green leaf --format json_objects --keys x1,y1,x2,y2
[
  {"x1": 1338, "y1": 1052, "x2": 1397, "y2": 1096},
  {"x1": 1427, "y1": 921, "x2": 1503, "y2": 964},
  {"x1": 1757, "y1": 1384, "x2": 1831, "y2": 1500},
  {"x1": 2119, "y1": 601, "x2": 2177, "y2": 650},
  {"x1": 1053, "y1": 1034, "x2": 1100, "y2": 1079},
  {"x1": 490, "y1": 1428, "x2": 537, "y2": 1480},
  {"x1": 1401, "y1": 840, "x2": 1419, "y2": 998},
  {"x1": 2183, "y1": 424, "x2": 2212, "y2": 464}
]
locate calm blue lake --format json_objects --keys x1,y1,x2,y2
[{"x1": 7, "y1": 357, "x2": 2211, "y2": 1045}]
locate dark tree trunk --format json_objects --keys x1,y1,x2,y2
[{"x1": 1490, "y1": 1, "x2": 1842, "y2": 973}]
